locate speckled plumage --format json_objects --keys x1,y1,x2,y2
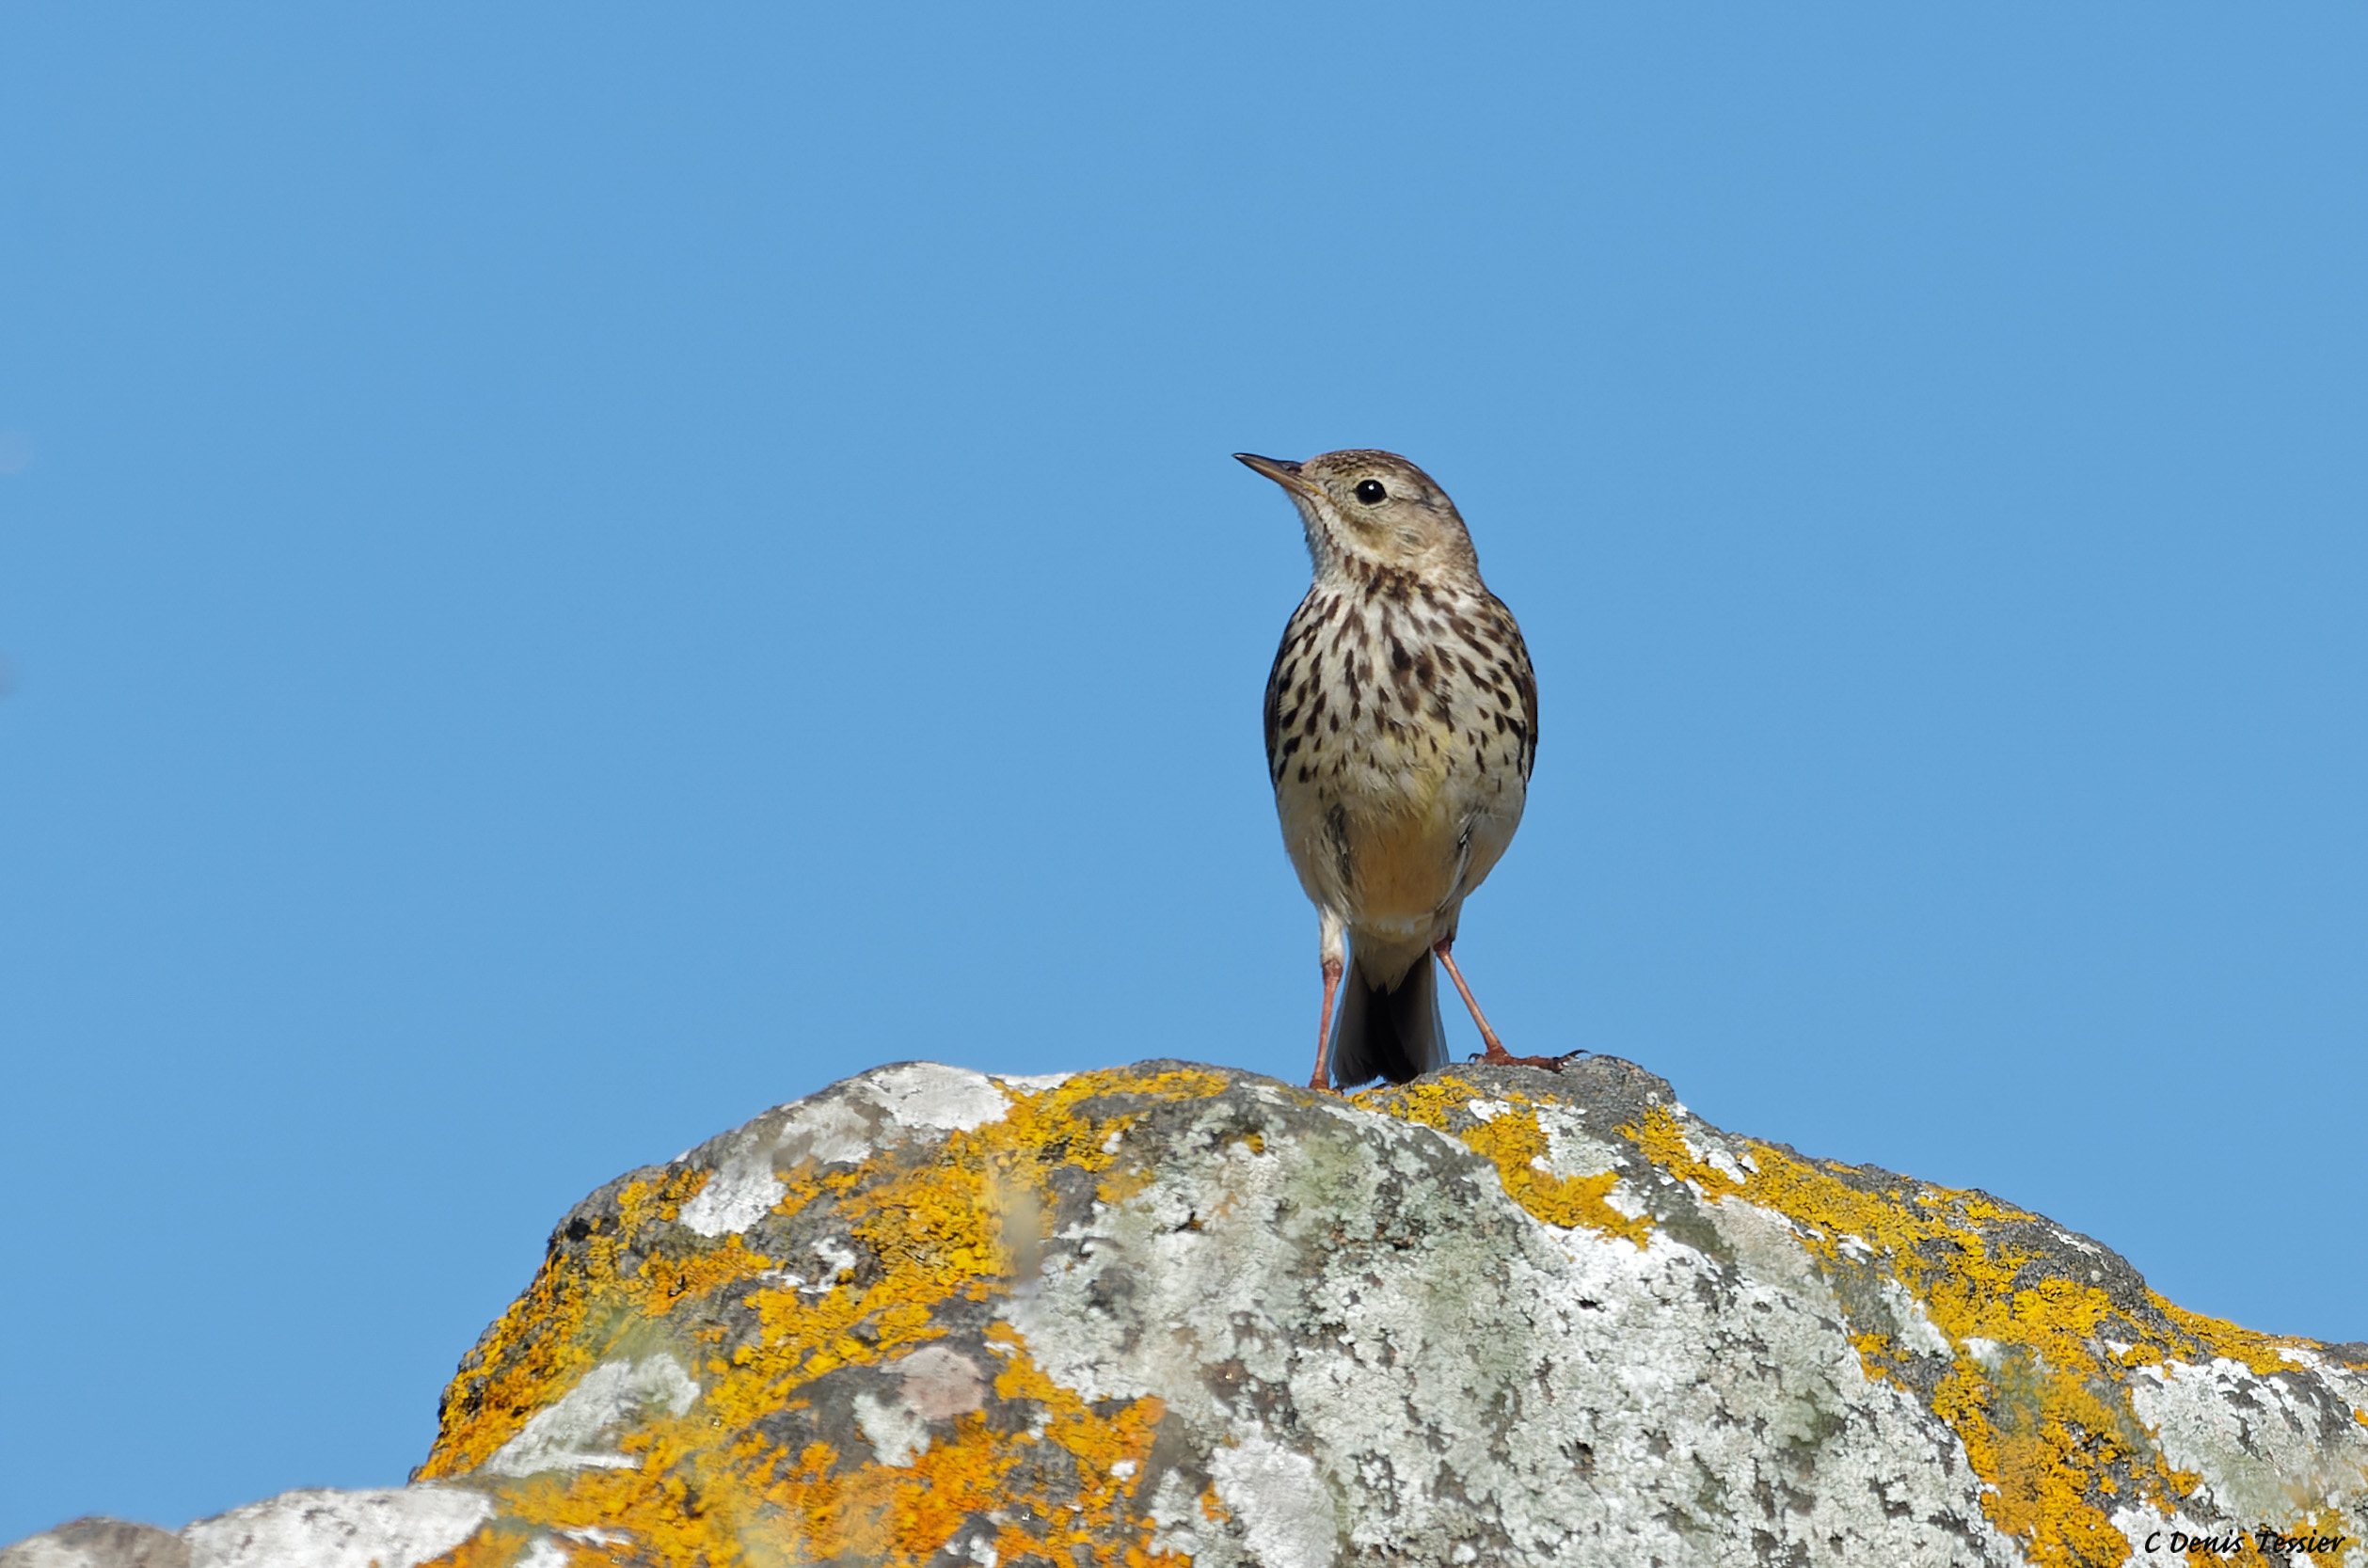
[{"x1": 1239, "y1": 450, "x2": 1547, "y2": 1089}]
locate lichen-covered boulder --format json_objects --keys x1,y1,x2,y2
[{"x1": 12, "y1": 1058, "x2": 2368, "y2": 1568}]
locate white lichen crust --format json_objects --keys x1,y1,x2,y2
[{"x1": 1006, "y1": 1079, "x2": 2018, "y2": 1566}]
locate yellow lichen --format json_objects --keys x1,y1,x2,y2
[
  {"x1": 2148, "y1": 1295, "x2": 2310, "y2": 1379},
  {"x1": 1622, "y1": 1103, "x2": 1746, "y2": 1202},
  {"x1": 420, "y1": 1164, "x2": 748, "y2": 1481},
  {"x1": 416, "y1": 1521, "x2": 546, "y2": 1568},
  {"x1": 1366, "y1": 1076, "x2": 1655, "y2": 1246},
  {"x1": 1599, "y1": 1103, "x2": 2326, "y2": 1568},
  {"x1": 419, "y1": 1067, "x2": 1223, "y2": 1568}
]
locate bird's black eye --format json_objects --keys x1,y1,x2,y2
[{"x1": 1354, "y1": 479, "x2": 1388, "y2": 505}]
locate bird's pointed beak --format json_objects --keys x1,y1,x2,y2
[{"x1": 1234, "y1": 451, "x2": 1318, "y2": 499}]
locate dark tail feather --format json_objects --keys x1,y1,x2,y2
[{"x1": 1328, "y1": 944, "x2": 1446, "y2": 1088}]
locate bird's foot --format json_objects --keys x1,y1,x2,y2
[{"x1": 1470, "y1": 1043, "x2": 1586, "y2": 1072}]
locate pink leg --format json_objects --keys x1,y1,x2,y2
[
  {"x1": 1434, "y1": 940, "x2": 1575, "y2": 1072},
  {"x1": 1311, "y1": 955, "x2": 1343, "y2": 1092}
]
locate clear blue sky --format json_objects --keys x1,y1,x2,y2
[{"x1": 4, "y1": 4, "x2": 2363, "y2": 1542}]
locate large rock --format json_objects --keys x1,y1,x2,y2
[{"x1": 10, "y1": 1059, "x2": 2366, "y2": 1567}]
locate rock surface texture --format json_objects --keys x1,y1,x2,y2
[{"x1": 10, "y1": 1059, "x2": 2366, "y2": 1568}]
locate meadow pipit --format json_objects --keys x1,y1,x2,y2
[{"x1": 1238, "y1": 449, "x2": 1570, "y2": 1091}]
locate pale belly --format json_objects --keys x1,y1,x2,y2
[{"x1": 1276, "y1": 734, "x2": 1523, "y2": 939}]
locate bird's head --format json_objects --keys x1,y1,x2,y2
[{"x1": 1235, "y1": 449, "x2": 1480, "y2": 579}]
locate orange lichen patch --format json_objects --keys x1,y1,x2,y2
[
  {"x1": 419, "y1": 1066, "x2": 1224, "y2": 1567},
  {"x1": 1932, "y1": 1348, "x2": 2148, "y2": 1567},
  {"x1": 1622, "y1": 1104, "x2": 1747, "y2": 1201},
  {"x1": 473, "y1": 1428, "x2": 757, "y2": 1568},
  {"x1": 758, "y1": 1324, "x2": 1177, "y2": 1568},
  {"x1": 421, "y1": 1164, "x2": 740, "y2": 1479},
  {"x1": 1631, "y1": 1126, "x2": 2153, "y2": 1564},
  {"x1": 638, "y1": 1235, "x2": 771, "y2": 1318},
  {"x1": 764, "y1": 1166, "x2": 827, "y2": 1228},
  {"x1": 416, "y1": 1519, "x2": 538, "y2": 1568},
  {"x1": 1586, "y1": 1108, "x2": 2345, "y2": 1568},
  {"x1": 2149, "y1": 1295, "x2": 2312, "y2": 1378},
  {"x1": 1367, "y1": 1076, "x2": 1654, "y2": 1246},
  {"x1": 1849, "y1": 1331, "x2": 1893, "y2": 1362}
]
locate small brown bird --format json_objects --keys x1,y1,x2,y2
[{"x1": 1239, "y1": 449, "x2": 1570, "y2": 1090}]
